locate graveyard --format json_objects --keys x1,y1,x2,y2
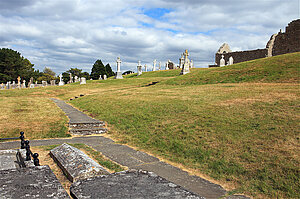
[{"x1": 0, "y1": 52, "x2": 299, "y2": 198}]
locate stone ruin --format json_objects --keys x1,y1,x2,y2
[{"x1": 214, "y1": 19, "x2": 300, "y2": 67}]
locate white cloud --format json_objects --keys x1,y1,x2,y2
[{"x1": 0, "y1": 0, "x2": 299, "y2": 73}]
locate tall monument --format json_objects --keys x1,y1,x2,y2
[
  {"x1": 115, "y1": 57, "x2": 123, "y2": 79},
  {"x1": 180, "y1": 49, "x2": 190, "y2": 75}
]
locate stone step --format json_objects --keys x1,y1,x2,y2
[
  {"x1": 69, "y1": 127, "x2": 107, "y2": 135},
  {"x1": 69, "y1": 122, "x2": 105, "y2": 129}
]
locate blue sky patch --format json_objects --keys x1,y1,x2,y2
[{"x1": 143, "y1": 8, "x2": 172, "y2": 20}]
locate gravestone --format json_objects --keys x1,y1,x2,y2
[
  {"x1": 17, "y1": 76, "x2": 21, "y2": 89},
  {"x1": 190, "y1": 59, "x2": 194, "y2": 68},
  {"x1": 42, "y1": 81, "x2": 47, "y2": 87},
  {"x1": 74, "y1": 76, "x2": 79, "y2": 82},
  {"x1": 69, "y1": 73, "x2": 73, "y2": 83},
  {"x1": 50, "y1": 80, "x2": 56, "y2": 86},
  {"x1": 137, "y1": 61, "x2": 142, "y2": 76},
  {"x1": 180, "y1": 49, "x2": 190, "y2": 75},
  {"x1": 144, "y1": 64, "x2": 147, "y2": 72},
  {"x1": 115, "y1": 57, "x2": 123, "y2": 79},
  {"x1": 159, "y1": 61, "x2": 161, "y2": 70},
  {"x1": 12, "y1": 81, "x2": 16, "y2": 89},
  {"x1": 80, "y1": 77, "x2": 86, "y2": 84},
  {"x1": 22, "y1": 80, "x2": 26, "y2": 88},
  {"x1": 50, "y1": 143, "x2": 109, "y2": 182},
  {"x1": 70, "y1": 170, "x2": 202, "y2": 199},
  {"x1": 103, "y1": 75, "x2": 107, "y2": 80},
  {"x1": 1, "y1": 83, "x2": 4, "y2": 90},
  {"x1": 28, "y1": 77, "x2": 34, "y2": 88},
  {"x1": 59, "y1": 74, "x2": 65, "y2": 86},
  {"x1": 99, "y1": 76, "x2": 103, "y2": 80},
  {"x1": 220, "y1": 55, "x2": 225, "y2": 67},
  {"x1": 179, "y1": 54, "x2": 184, "y2": 68},
  {"x1": 165, "y1": 62, "x2": 169, "y2": 70},
  {"x1": 228, "y1": 56, "x2": 234, "y2": 65},
  {"x1": 0, "y1": 165, "x2": 69, "y2": 199},
  {"x1": 153, "y1": 59, "x2": 157, "y2": 71}
]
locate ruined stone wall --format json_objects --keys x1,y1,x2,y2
[
  {"x1": 272, "y1": 19, "x2": 300, "y2": 56},
  {"x1": 215, "y1": 48, "x2": 268, "y2": 66}
]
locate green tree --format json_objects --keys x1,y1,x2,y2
[
  {"x1": 0, "y1": 48, "x2": 35, "y2": 82},
  {"x1": 67, "y1": 68, "x2": 82, "y2": 77},
  {"x1": 81, "y1": 72, "x2": 90, "y2": 80},
  {"x1": 90, "y1": 60, "x2": 106, "y2": 79},
  {"x1": 105, "y1": 63, "x2": 115, "y2": 77},
  {"x1": 43, "y1": 67, "x2": 56, "y2": 77},
  {"x1": 62, "y1": 72, "x2": 70, "y2": 83}
]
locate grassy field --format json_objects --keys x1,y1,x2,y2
[{"x1": 0, "y1": 52, "x2": 299, "y2": 198}]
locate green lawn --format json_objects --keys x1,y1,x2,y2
[{"x1": 0, "y1": 52, "x2": 299, "y2": 198}]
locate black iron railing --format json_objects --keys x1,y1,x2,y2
[{"x1": 1, "y1": 131, "x2": 40, "y2": 166}]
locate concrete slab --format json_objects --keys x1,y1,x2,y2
[
  {"x1": 0, "y1": 165, "x2": 69, "y2": 199},
  {"x1": 50, "y1": 143, "x2": 109, "y2": 182},
  {"x1": 70, "y1": 170, "x2": 203, "y2": 199}
]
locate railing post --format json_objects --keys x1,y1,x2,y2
[
  {"x1": 25, "y1": 140, "x2": 31, "y2": 161},
  {"x1": 20, "y1": 131, "x2": 25, "y2": 149},
  {"x1": 32, "y1": 153, "x2": 40, "y2": 166}
]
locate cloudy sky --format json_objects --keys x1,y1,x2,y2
[{"x1": 0, "y1": 0, "x2": 299, "y2": 74}]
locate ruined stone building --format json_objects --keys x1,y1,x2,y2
[{"x1": 214, "y1": 19, "x2": 300, "y2": 66}]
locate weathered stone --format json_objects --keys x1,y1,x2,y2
[
  {"x1": 80, "y1": 77, "x2": 86, "y2": 84},
  {"x1": 115, "y1": 57, "x2": 123, "y2": 79},
  {"x1": 50, "y1": 143, "x2": 109, "y2": 182},
  {"x1": 0, "y1": 165, "x2": 69, "y2": 199},
  {"x1": 70, "y1": 170, "x2": 203, "y2": 199},
  {"x1": 59, "y1": 74, "x2": 65, "y2": 86},
  {"x1": 180, "y1": 49, "x2": 190, "y2": 75}
]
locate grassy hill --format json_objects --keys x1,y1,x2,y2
[
  {"x1": 0, "y1": 52, "x2": 299, "y2": 198},
  {"x1": 161, "y1": 52, "x2": 299, "y2": 85}
]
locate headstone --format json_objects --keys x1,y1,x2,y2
[
  {"x1": 180, "y1": 49, "x2": 190, "y2": 75},
  {"x1": 17, "y1": 76, "x2": 21, "y2": 89},
  {"x1": 59, "y1": 74, "x2": 65, "y2": 86},
  {"x1": 22, "y1": 80, "x2": 26, "y2": 88},
  {"x1": 190, "y1": 59, "x2": 194, "y2": 68},
  {"x1": 179, "y1": 54, "x2": 184, "y2": 68},
  {"x1": 69, "y1": 73, "x2": 73, "y2": 83},
  {"x1": 80, "y1": 77, "x2": 86, "y2": 84},
  {"x1": 74, "y1": 76, "x2": 79, "y2": 82},
  {"x1": 144, "y1": 64, "x2": 147, "y2": 72},
  {"x1": 50, "y1": 80, "x2": 56, "y2": 86},
  {"x1": 159, "y1": 61, "x2": 161, "y2": 70},
  {"x1": 115, "y1": 57, "x2": 123, "y2": 79},
  {"x1": 228, "y1": 56, "x2": 234, "y2": 65},
  {"x1": 137, "y1": 61, "x2": 142, "y2": 76},
  {"x1": 6, "y1": 82, "x2": 10, "y2": 89},
  {"x1": 28, "y1": 77, "x2": 34, "y2": 87},
  {"x1": 165, "y1": 62, "x2": 169, "y2": 70},
  {"x1": 12, "y1": 81, "x2": 16, "y2": 89},
  {"x1": 70, "y1": 170, "x2": 202, "y2": 199},
  {"x1": 99, "y1": 76, "x2": 103, "y2": 80},
  {"x1": 220, "y1": 55, "x2": 225, "y2": 67},
  {"x1": 42, "y1": 81, "x2": 47, "y2": 87},
  {"x1": 0, "y1": 83, "x2": 3, "y2": 90},
  {"x1": 103, "y1": 75, "x2": 107, "y2": 80},
  {"x1": 50, "y1": 143, "x2": 109, "y2": 182},
  {"x1": 153, "y1": 59, "x2": 156, "y2": 71},
  {"x1": 0, "y1": 165, "x2": 69, "y2": 198}
]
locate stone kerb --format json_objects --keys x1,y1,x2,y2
[
  {"x1": 70, "y1": 169, "x2": 203, "y2": 199},
  {"x1": 50, "y1": 143, "x2": 109, "y2": 182}
]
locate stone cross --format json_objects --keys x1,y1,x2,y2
[
  {"x1": 153, "y1": 59, "x2": 156, "y2": 71},
  {"x1": 115, "y1": 57, "x2": 123, "y2": 79},
  {"x1": 59, "y1": 74, "x2": 65, "y2": 86},
  {"x1": 220, "y1": 55, "x2": 225, "y2": 67},
  {"x1": 180, "y1": 49, "x2": 190, "y2": 75},
  {"x1": 137, "y1": 61, "x2": 142, "y2": 76},
  {"x1": 17, "y1": 76, "x2": 21, "y2": 88},
  {"x1": 22, "y1": 80, "x2": 26, "y2": 88},
  {"x1": 69, "y1": 73, "x2": 73, "y2": 83}
]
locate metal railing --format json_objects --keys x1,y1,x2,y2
[{"x1": 1, "y1": 131, "x2": 40, "y2": 166}]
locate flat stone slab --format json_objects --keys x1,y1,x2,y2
[
  {"x1": 50, "y1": 143, "x2": 109, "y2": 182},
  {"x1": 0, "y1": 165, "x2": 69, "y2": 199},
  {"x1": 0, "y1": 149, "x2": 34, "y2": 170},
  {"x1": 70, "y1": 169, "x2": 203, "y2": 199}
]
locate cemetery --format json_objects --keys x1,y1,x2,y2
[{"x1": 0, "y1": 15, "x2": 299, "y2": 198}]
